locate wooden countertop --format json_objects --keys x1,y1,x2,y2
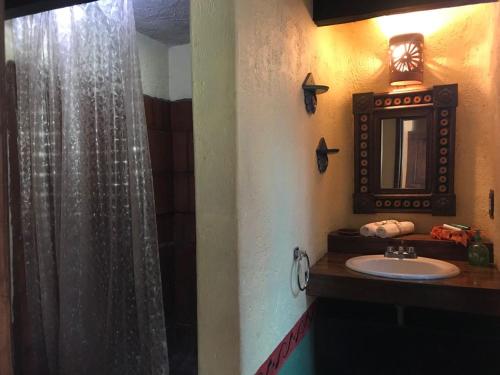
[{"x1": 307, "y1": 252, "x2": 500, "y2": 316}]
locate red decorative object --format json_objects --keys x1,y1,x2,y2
[
  {"x1": 255, "y1": 303, "x2": 315, "y2": 375},
  {"x1": 431, "y1": 226, "x2": 474, "y2": 247}
]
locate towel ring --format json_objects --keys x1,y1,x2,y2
[{"x1": 294, "y1": 247, "x2": 310, "y2": 291}]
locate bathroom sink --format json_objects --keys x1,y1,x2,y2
[{"x1": 345, "y1": 255, "x2": 460, "y2": 280}]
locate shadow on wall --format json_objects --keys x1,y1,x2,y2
[{"x1": 301, "y1": 0, "x2": 313, "y2": 19}]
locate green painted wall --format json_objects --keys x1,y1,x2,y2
[{"x1": 278, "y1": 329, "x2": 315, "y2": 375}]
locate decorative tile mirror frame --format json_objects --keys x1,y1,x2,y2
[{"x1": 352, "y1": 84, "x2": 458, "y2": 216}]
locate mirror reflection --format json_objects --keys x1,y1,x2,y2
[{"x1": 380, "y1": 117, "x2": 427, "y2": 189}]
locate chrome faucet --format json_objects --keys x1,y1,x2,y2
[{"x1": 385, "y1": 245, "x2": 417, "y2": 259}]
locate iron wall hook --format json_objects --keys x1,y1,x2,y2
[
  {"x1": 302, "y1": 73, "x2": 329, "y2": 114},
  {"x1": 316, "y1": 137, "x2": 339, "y2": 174}
]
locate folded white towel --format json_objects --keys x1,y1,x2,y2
[
  {"x1": 360, "y1": 220, "x2": 398, "y2": 237},
  {"x1": 375, "y1": 221, "x2": 415, "y2": 238}
]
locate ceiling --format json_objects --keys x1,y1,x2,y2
[{"x1": 133, "y1": 0, "x2": 190, "y2": 46}]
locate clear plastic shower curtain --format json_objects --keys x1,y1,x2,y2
[{"x1": 11, "y1": 1, "x2": 168, "y2": 374}]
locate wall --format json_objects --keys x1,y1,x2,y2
[
  {"x1": 492, "y1": 7, "x2": 500, "y2": 264},
  {"x1": 235, "y1": 2, "x2": 500, "y2": 373},
  {"x1": 322, "y1": 3, "x2": 500, "y2": 261},
  {"x1": 136, "y1": 32, "x2": 170, "y2": 100},
  {"x1": 192, "y1": 1, "x2": 500, "y2": 374},
  {"x1": 334, "y1": 4, "x2": 500, "y2": 243},
  {"x1": 235, "y1": 1, "x2": 352, "y2": 373},
  {"x1": 169, "y1": 43, "x2": 193, "y2": 100},
  {"x1": 136, "y1": 34, "x2": 192, "y2": 101},
  {"x1": 191, "y1": 0, "x2": 240, "y2": 374},
  {"x1": 4, "y1": 22, "x2": 12, "y2": 61}
]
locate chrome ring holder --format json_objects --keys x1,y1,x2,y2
[{"x1": 294, "y1": 247, "x2": 310, "y2": 291}]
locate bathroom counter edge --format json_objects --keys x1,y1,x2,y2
[{"x1": 307, "y1": 252, "x2": 500, "y2": 317}]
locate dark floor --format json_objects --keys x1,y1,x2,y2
[{"x1": 315, "y1": 299, "x2": 500, "y2": 375}]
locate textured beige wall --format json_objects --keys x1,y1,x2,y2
[
  {"x1": 192, "y1": 2, "x2": 500, "y2": 374},
  {"x1": 331, "y1": 4, "x2": 500, "y2": 244},
  {"x1": 492, "y1": 7, "x2": 500, "y2": 264},
  {"x1": 235, "y1": 1, "x2": 351, "y2": 373},
  {"x1": 191, "y1": 0, "x2": 240, "y2": 374},
  {"x1": 233, "y1": 5, "x2": 500, "y2": 372}
]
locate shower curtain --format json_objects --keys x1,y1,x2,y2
[{"x1": 11, "y1": 1, "x2": 168, "y2": 374}]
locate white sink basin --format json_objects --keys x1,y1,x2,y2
[{"x1": 345, "y1": 255, "x2": 460, "y2": 280}]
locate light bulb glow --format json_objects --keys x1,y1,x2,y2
[
  {"x1": 376, "y1": 8, "x2": 453, "y2": 38},
  {"x1": 391, "y1": 45, "x2": 406, "y2": 61},
  {"x1": 391, "y1": 42, "x2": 422, "y2": 72}
]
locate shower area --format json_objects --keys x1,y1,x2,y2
[{"x1": 1, "y1": 0, "x2": 196, "y2": 374}]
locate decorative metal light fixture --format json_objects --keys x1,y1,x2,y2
[{"x1": 389, "y1": 33, "x2": 424, "y2": 86}]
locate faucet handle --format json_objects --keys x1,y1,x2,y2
[
  {"x1": 385, "y1": 246, "x2": 396, "y2": 257},
  {"x1": 407, "y1": 246, "x2": 417, "y2": 258}
]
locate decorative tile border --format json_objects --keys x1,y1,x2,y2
[
  {"x1": 358, "y1": 114, "x2": 370, "y2": 194},
  {"x1": 374, "y1": 91, "x2": 433, "y2": 108},
  {"x1": 255, "y1": 302, "x2": 315, "y2": 375},
  {"x1": 437, "y1": 108, "x2": 451, "y2": 194},
  {"x1": 374, "y1": 196, "x2": 432, "y2": 211}
]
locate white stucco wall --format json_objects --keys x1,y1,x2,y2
[
  {"x1": 135, "y1": 34, "x2": 192, "y2": 101},
  {"x1": 169, "y1": 43, "x2": 193, "y2": 100},
  {"x1": 136, "y1": 32, "x2": 170, "y2": 100},
  {"x1": 4, "y1": 22, "x2": 13, "y2": 61}
]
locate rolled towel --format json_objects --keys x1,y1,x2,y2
[
  {"x1": 376, "y1": 221, "x2": 415, "y2": 238},
  {"x1": 360, "y1": 220, "x2": 398, "y2": 237},
  {"x1": 360, "y1": 223, "x2": 379, "y2": 237}
]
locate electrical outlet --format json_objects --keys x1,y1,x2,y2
[{"x1": 489, "y1": 189, "x2": 494, "y2": 219}]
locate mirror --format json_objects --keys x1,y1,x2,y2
[
  {"x1": 380, "y1": 117, "x2": 427, "y2": 189},
  {"x1": 352, "y1": 84, "x2": 458, "y2": 215}
]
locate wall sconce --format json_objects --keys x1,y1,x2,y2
[{"x1": 389, "y1": 33, "x2": 424, "y2": 86}]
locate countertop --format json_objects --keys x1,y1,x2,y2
[{"x1": 307, "y1": 252, "x2": 500, "y2": 316}]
